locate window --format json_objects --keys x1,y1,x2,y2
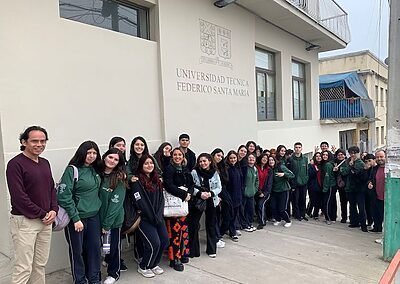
[
  {"x1": 256, "y1": 49, "x2": 276, "y2": 121},
  {"x1": 375, "y1": 85, "x2": 379, "y2": 106},
  {"x1": 381, "y1": 126, "x2": 385, "y2": 145},
  {"x1": 376, "y1": 127, "x2": 380, "y2": 146},
  {"x1": 380, "y1": 87, "x2": 384, "y2": 107},
  {"x1": 59, "y1": 0, "x2": 149, "y2": 39},
  {"x1": 292, "y1": 61, "x2": 306, "y2": 120}
]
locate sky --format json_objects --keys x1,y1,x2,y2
[{"x1": 320, "y1": 0, "x2": 390, "y2": 61}]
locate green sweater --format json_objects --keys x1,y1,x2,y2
[
  {"x1": 322, "y1": 162, "x2": 336, "y2": 192},
  {"x1": 271, "y1": 165, "x2": 295, "y2": 193},
  {"x1": 99, "y1": 175, "x2": 126, "y2": 230},
  {"x1": 340, "y1": 159, "x2": 366, "y2": 192},
  {"x1": 289, "y1": 155, "x2": 309, "y2": 186},
  {"x1": 57, "y1": 166, "x2": 102, "y2": 222},
  {"x1": 244, "y1": 166, "x2": 259, "y2": 197}
]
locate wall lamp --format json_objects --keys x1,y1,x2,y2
[
  {"x1": 305, "y1": 43, "x2": 321, "y2": 51},
  {"x1": 214, "y1": 0, "x2": 237, "y2": 8}
]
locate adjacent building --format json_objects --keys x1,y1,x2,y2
[
  {"x1": 319, "y1": 50, "x2": 388, "y2": 152},
  {"x1": 0, "y1": 0, "x2": 350, "y2": 275}
]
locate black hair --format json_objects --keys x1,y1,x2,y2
[
  {"x1": 195, "y1": 153, "x2": 217, "y2": 172},
  {"x1": 335, "y1": 148, "x2": 346, "y2": 157},
  {"x1": 69, "y1": 140, "x2": 101, "y2": 171},
  {"x1": 257, "y1": 153, "x2": 269, "y2": 167},
  {"x1": 312, "y1": 152, "x2": 322, "y2": 165},
  {"x1": 211, "y1": 148, "x2": 224, "y2": 157},
  {"x1": 108, "y1": 136, "x2": 126, "y2": 161},
  {"x1": 19, "y1": 126, "x2": 48, "y2": 151},
  {"x1": 245, "y1": 141, "x2": 257, "y2": 153},
  {"x1": 276, "y1": 145, "x2": 287, "y2": 159},
  {"x1": 137, "y1": 154, "x2": 162, "y2": 192},
  {"x1": 294, "y1": 142, "x2": 302, "y2": 147},
  {"x1": 225, "y1": 150, "x2": 239, "y2": 167},
  {"x1": 320, "y1": 141, "x2": 329, "y2": 147},
  {"x1": 128, "y1": 136, "x2": 149, "y2": 175},
  {"x1": 101, "y1": 148, "x2": 127, "y2": 190},
  {"x1": 348, "y1": 145, "x2": 360, "y2": 154},
  {"x1": 153, "y1": 142, "x2": 172, "y2": 172}
]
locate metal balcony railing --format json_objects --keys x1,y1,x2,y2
[
  {"x1": 285, "y1": 0, "x2": 351, "y2": 43},
  {"x1": 320, "y1": 97, "x2": 369, "y2": 120}
]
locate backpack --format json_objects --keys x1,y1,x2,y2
[
  {"x1": 53, "y1": 165, "x2": 79, "y2": 232},
  {"x1": 121, "y1": 189, "x2": 141, "y2": 235}
]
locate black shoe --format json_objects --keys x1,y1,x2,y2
[
  {"x1": 120, "y1": 261, "x2": 128, "y2": 272},
  {"x1": 170, "y1": 260, "x2": 184, "y2": 272},
  {"x1": 340, "y1": 219, "x2": 347, "y2": 224},
  {"x1": 257, "y1": 224, "x2": 264, "y2": 230},
  {"x1": 369, "y1": 228, "x2": 382, "y2": 233},
  {"x1": 181, "y1": 256, "x2": 189, "y2": 264},
  {"x1": 303, "y1": 217, "x2": 309, "y2": 221},
  {"x1": 348, "y1": 224, "x2": 360, "y2": 228},
  {"x1": 361, "y1": 226, "x2": 368, "y2": 232},
  {"x1": 296, "y1": 218, "x2": 302, "y2": 221}
]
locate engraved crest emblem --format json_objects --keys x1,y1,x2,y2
[
  {"x1": 200, "y1": 19, "x2": 216, "y2": 56},
  {"x1": 217, "y1": 26, "x2": 231, "y2": 59}
]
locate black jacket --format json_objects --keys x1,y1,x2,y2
[
  {"x1": 163, "y1": 164, "x2": 194, "y2": 201},
  {"x1": 184, "y1": 148, "x2": 196, "y2": 171},
  {"x1": 260, "y1": 169, "x2": 273, "y2": 196},
  {"x1": 130, "y1": 181, "x2": 164, "y2": 225}
]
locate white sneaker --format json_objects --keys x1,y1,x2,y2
[
  {"x1": 137, "y1": 267, "x2": 155, "y2": 278},
  {"x1": 250, "y1": 226, "x2": 257, "y2": 232},
  {"x1": 236, "y1": 230, "x2": 242, "y2": 236},
  {"x1": 284, "y1": 222, "x2": 292, "y2": 228},
  {"x1": 208, "y1": 254, "x2": 217, "y2": 258},
  {"x1": 216, "y1": 240, "x2": 225, "y2": 248},
  {"x1": 243, "y1": 227, "x2": 253, "y2": 232},
  {"x1": 104, "y1": 276, "x2": 116, "y2": 284},
  {"x1": 273, "y1": 221, "x2": 281, "y2": 226},
  {"x1": 151, "y1": 266, "x2": 164, "y2": 275},
  {"x1": 375, "y1": 238, "x2": 383, "y2": 245}
]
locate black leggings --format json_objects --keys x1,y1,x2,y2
[{"x1": 271, "y1": 191, "x2": 290, "y2": 223}]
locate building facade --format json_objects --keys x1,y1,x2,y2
[
  {"x1": 0, "y1": 0, "x2": 350, "y2": 275},
  {"x1": 319, "y1": 50, "x2": 388, "y2": 152}
]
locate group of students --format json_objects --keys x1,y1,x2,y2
[{"x1": 55, "y1": 134, "x2": 386, "y2": 284}]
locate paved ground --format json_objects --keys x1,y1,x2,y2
[{"x1": 46, "y1": 218, "x2": 388, "y2": 284}]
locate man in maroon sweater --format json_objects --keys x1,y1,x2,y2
[{"x1": 6, "y1": 126, "x2": 58, "y2": 284}]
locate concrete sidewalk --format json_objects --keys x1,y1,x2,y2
[{"x1": 46, "y1": 219, "x2": 388, "y2": 284}]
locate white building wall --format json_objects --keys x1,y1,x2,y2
[{"x1": 0, "y1": 0, "x2": 350, "y2": 274}]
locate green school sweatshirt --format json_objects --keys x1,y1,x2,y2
[
  {"x1": 57, "y1": 166, "x2": 102, "y2": 223},
  {"x1": 322, "y1": 162, "x2": 336, "y2": 193},
  {"x1": 271, "y1": 165, "x2": 295, "y2": 193},
  {"x1": 99, "y1": 175, "x2": 126, "y2": 230},
  {"x1": 244, "y1": 166, "x2": 259, "y2": 197}
]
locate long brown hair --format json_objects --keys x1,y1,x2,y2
[{"x1": 138, "y1": 154, "x2": 162, "y2": 192}]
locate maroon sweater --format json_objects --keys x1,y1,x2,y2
[{"x1": 6, "y1": 153, "x2": 57, "y2": 219}]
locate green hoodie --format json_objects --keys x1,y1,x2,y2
[
  {"x1": 271, "y1": 165, "x2": 295, "y2": 193},
  {"x1": 99, "y1": 175, "x2": 126, "y2": 230},
  {"x1": 57, "y1": 166, "x2": 102, "y2": 223},
  {"x1": 322, "y1": 162, "x2": 336, "y2": 193},
  {"x1": 289, "y1": 155, "x2": 309, "y2": 186},
  {"x1": 244, "y1": 166, "x2": 259, "y2": 197},
  {"x1": 340, "y1": 159, "x2": 366, "y2": 192}
]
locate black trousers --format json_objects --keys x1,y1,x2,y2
[
  {"x1": 374, "y1": 198, "x2": 384, "y2": 232},
  {"x1": 338, "y1": 187, "x2": 348, "y2": 221},
  {"x1": 138, "y1": 220, "x2": 169, "y2": 270},
  {"x1": 218, "y1": 199, "x2": 233, "y2": 238},
  {"x1": 106, "y1": 228, "x2": 122, "y2": 279},
  {"x1": 256, "y1": 194, "x2": 270, "y2": 225},
  {"x1": 365, "y1": 189, "x2": 375, "y2": 226},
  {"x1": 293, "y1": 185, "x2": 307, "y2": 219},
  {"x1": 307, "y1": 190, "x2": 323, "y2": 218},
  {"x1": 65, "y1": 214, "x2": 101, "y2": 284},
  {"x1": 188, "y1": 199, "x2": 217, "y2": 256},
  {"x1": 271, "y1": 191, "x2": 290, "y2": 223},
  {"x1": 347, "y1": 191, "x2": 367, "y2": 228},
  {"x1": 242, "y1": 196, "x2": 255, "y2": 228},
  {"x1": 228, "y1": 206, "x2": 240, "y2": 237},
  {"x1": 323, "y1": 187, "x2": 337, "y2": 221}
]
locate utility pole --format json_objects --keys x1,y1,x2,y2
[{"x1": 384, "y1": 0, "x2": 400, "y2": 261}]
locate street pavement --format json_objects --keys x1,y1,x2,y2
[{"x1": 46, "y1": 218, "x2": 388, "y2": 284}]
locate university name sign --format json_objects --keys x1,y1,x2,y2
[{"x1": 176, "y1": 68, "x2": 249, "y2": 97}]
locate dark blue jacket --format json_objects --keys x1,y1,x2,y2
[
  {"x1": 307, "y1": 164, "x2": 322, "y2": 192},
  {"x1": 227, "y1": 165, "x2": 243, "y2": 208}
]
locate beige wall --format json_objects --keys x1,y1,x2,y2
[{"x1": 0, "y1": 0, "x2": 163, "y2": 272}]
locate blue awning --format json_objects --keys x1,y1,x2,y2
[{"x1": 319, "y1": 71, "x2": 375, "y2": 119}]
